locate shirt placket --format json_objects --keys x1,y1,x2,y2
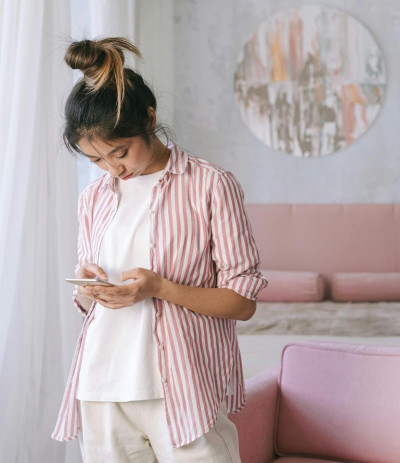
[
  {"x1": 73, "y1": 187, "x2": 120, "y2": 427},
  {"x1": 72, "y1": 185, "x2": 120, "y2": 432},
  {"x1": 150, "y1": 174, "x2": 169, "y2": 394}
]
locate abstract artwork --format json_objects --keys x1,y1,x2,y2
[{"x1": 233, "y1": 5, "x2": 386, "y2": 157}]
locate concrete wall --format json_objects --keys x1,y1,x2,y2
[{"x1": 173, "y1": 0, "x2": 400, "y2": 203}]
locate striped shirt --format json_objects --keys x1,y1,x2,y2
[{"x1": 51, "y1": 141, "x2": 268, "y2": 448}]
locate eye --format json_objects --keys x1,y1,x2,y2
[
  {"x1": 118, "y1": 150, "x2": 128, "y2": 159},
  {"x1": 90, "y1": 150, "x2": 128, "y2": 163}
]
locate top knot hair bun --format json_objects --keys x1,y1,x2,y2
[{"x1": 64, "y1": 37, "x2": 144, "y2": 127}]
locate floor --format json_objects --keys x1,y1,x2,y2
[{"x1": 237, "y1": 334, "x2": 400, "y2": 379}]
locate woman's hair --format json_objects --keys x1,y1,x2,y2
[{"x1": 62, "y1": 36, "x2": 174, "y2": 158}]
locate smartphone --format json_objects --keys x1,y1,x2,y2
[{"x1": 65, "y1": 277, "x2": 116, "y2": 287}]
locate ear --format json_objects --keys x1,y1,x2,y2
[{"x1": 147, "y1": 106, "x2": 156, "y2": 131}]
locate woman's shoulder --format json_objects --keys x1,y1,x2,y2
[
  {"x1": 185, "y1": 151, "x2": 242, "y2": 192},
  {"x1": 185, "y1": 149, "x2": 231, "y2": 180}
]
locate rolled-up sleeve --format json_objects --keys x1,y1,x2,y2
[
  {"x1": 72, "y1": 190, "x2": 92, "y2": 317},
  {"x1": 210, "y1": 171, "x2": 268, "y2": 301}
]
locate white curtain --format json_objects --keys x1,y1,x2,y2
[
  {"x1": 0, "y1": 0, "x2": 174, "y2": 462},
  {"x1": 0, "y1": 0, "x2": 83, "y2": 461}
]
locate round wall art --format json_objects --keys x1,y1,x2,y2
[{"x1": 233, "y1": 5, "x2": 386, "y2": 157}]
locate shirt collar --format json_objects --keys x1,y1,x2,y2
[{"x1": 100, "y1": 141, "x2": 188, "y2": 193}]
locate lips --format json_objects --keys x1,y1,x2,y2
[{"x1": 121, "y1": 173, "x2": 133, "y2": 180}]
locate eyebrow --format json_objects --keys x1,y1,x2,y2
[{"x1": 81, "y1": 145, "x2": 126, "y2": 159}]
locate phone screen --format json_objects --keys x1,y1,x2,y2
[{"x1": 65, "y1": 278, "x2": 116, "y2": 287}]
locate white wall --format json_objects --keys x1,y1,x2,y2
[{"x1": 173, "y1": 0, "x2": 400, "y2": 203}]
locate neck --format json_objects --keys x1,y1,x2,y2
[{"x1": 142, "y1": 139, "x2": 171, "y2": 174}]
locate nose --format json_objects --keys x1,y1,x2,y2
[
  {"x1": 105, "y1": 159, "x2": 124, "y2": 177},
  {"x1": 109, "y1": 166, "x2": 124, "y2": 177}
]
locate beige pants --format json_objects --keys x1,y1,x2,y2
[{"x1": 77, "y1": 398, "x2": 241, "y2": 462}]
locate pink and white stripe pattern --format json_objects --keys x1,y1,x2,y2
[{"x1": 51, "y1": 141, "x2": 268, "y2": 448}]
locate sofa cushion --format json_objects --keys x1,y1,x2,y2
[
  {"x1": 274, "y1": 341, "x2": 400, "y2": 463},
  {"x1": 274, "y1": 458, "x2": 343, "y2": 463},
  {"x1": 258, "y1": 270, "x2": 325, "y2": 302},
  {"x1": 331, "y1": 272, "x2": 400, "y2": 301}
]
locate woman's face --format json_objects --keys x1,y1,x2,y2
[
  {"x1": 77, "y1": 106, "x2": 169, "y2": 180},
  {"x1": 77, "y1": 135, "x2": 159, "y2": 180}
]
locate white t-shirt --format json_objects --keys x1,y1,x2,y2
[{"x1": 77, "y1": 168, "x2": 166, "y2": 401}]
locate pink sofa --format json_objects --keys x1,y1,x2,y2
[
  {"x1": 228, "y1": 340, "x2": 400, "y2": 463},
  {"x1": 244, "y1": 204, "x2": 400, "y2": 301}
]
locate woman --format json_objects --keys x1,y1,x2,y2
[{"x1": 51, "y1": 37, "x2": 268, "y2": 462}]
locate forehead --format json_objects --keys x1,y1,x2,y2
[{"x1": 77, "y1": 137, "x2": 127, "y2": 158}]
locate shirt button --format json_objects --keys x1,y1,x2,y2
[
  {"x1": 151, "y1": 209, "x2": 155, "y2": 215},
  {"x1": 161, "y1": 376, "x2": 167, "y2": 383},
  {"x1": 150, "y1": 242, "x2": 156, "y2": 248},
  {"x1": 159, "y1": 343, "x2": 164, "y2": 350}
]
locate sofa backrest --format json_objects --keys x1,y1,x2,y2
[
  {"x1": 245, "y1": 204, "x2": 400, "y2": 288},
  {"x1": 274, "y1": 340, "x2": 400, "y2": 462}
]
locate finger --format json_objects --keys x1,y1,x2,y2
[
  {"x1": 89, "y1": 285, "x2": 108, "y2": 294},
  {"x1": 81, "y1": 283, "x2": 102, "y2": 294},
  {"x1": 76, "y1": 264, "x2": 97, "y2": 278},
  {"x1": 80, "y1": 285, "x2": 94, "y2": 296},
  {"x1": 93, "y1": 296, "x2": 125, "y2": 310},
  {"x1": 80, "y1": 263, "x2": 108, "y2": 280},
  {"x1": 93, "y1": 291, "x2": 129, "y2": 304},
  {"x1": 82, "y1": 292, "x2": 97, "y2": 301},
  {"x1": 99, "y1": 288, "x2": 130, "y2": 300},
  {"x1": 91, "y1": 285, "x2": 131, "y2": 299},
  {"x1": 94, "y1": 296, "x2": 126, "y2": 309},
  {"x1": 78, "y1": 288, "x2": 94, "y2": 299}
]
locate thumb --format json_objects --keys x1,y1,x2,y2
[
  {"x1": 96, "y1": 266, "x2": 108, "y2": 280},
  {"x1": 120, "y1": 268, "x2": 139, "y2": 282},
  {"x1": 82, "y1": 263, "x2": 107, "y2": 279}
]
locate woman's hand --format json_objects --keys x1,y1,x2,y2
[
  {"x1": 88, "y1": 268, "x2": 164, "y2": 310},
  {"x1": 75, "y1": 263, "x2": 108, "y2": 302}
]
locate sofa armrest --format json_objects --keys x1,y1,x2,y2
[{"x1": 228, "y1": 363, "x2": 280, "y2": 463}]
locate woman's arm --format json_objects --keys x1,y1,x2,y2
[
  {"x1": 87, "y1": 267, "x2": 256, "y2": 318},
  {"x1": 207, "y1": 171, "x2": 268, "y2": 312},
  {"x1": 154, "y1": 170, "x2": 265, "y2": 320},
  {"x1": 155, "y1": 279, "x2": 256, "y2": 320}
]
